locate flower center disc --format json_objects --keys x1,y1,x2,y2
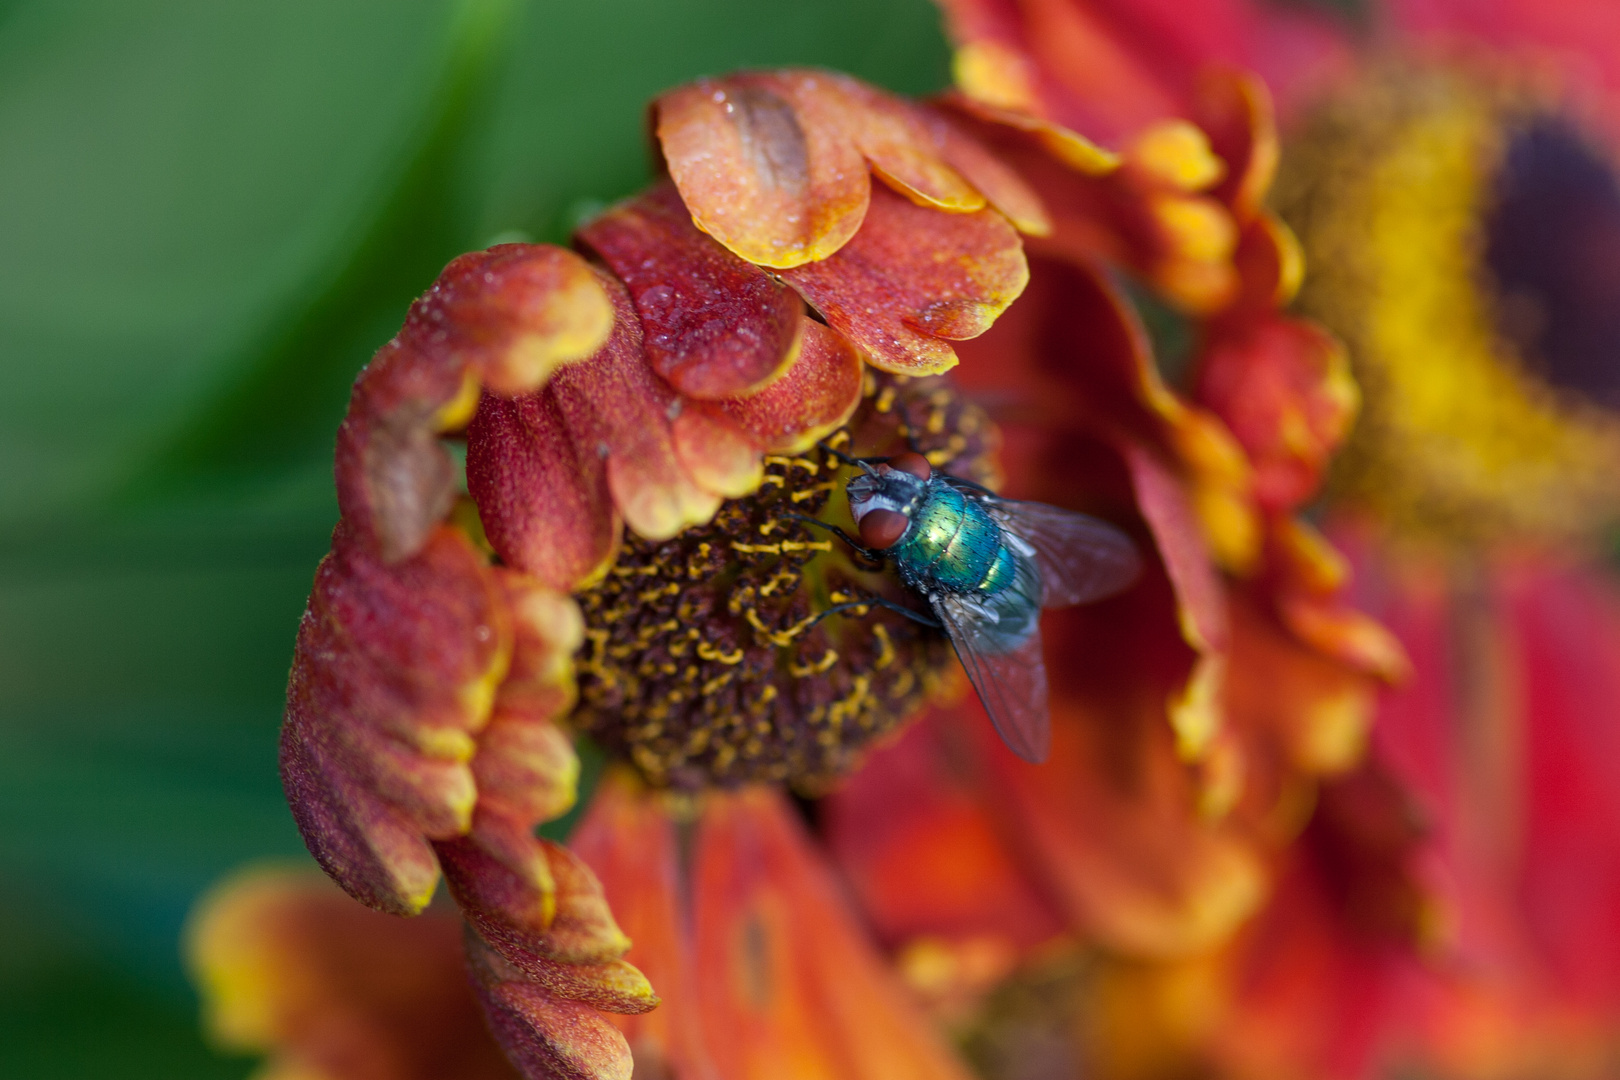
[{"x1": 569, "y1": 374, "x2": 997, "y2": 791}]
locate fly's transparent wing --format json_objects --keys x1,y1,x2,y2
[
  {"x1": 932, "y1": 590, "x2": 1051, "y2": 763},
  {"x1": 986, "y1": 498, "x2": 1140, "y2": 609}
]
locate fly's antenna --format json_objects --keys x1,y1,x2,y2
[{"x1": 817, "y1": 436, "x2": 884, "y2": 475}]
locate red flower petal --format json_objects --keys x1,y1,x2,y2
[
  {"x1": 782, "y1": 183, "x2": 1028, "y2": 375},
  {"x1": 577, "y1": 182, "x2": 804, "y2": 400},
  {"x1": 469, "y1": 273, "x2": 731, "y2": 589},
  {"x1": 703, "y1": 320, "x2": 864, "y2": 454},
  {"x1": 467, "y1": 392, "x2": 620, "y2": 594},
  {"x1": 1194, "y1": 317, "x2": 1356, "y2": 514},
  {"x1": 281, "y1": 523, "x2": 508, "y2": 915}
]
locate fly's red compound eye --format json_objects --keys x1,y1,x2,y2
[
  {"x1": 857, "y1": 508, "x2": 909, "y2": 549},
  {"x1": 886, "y1": 451, "x2": 932, "y2": 480}
]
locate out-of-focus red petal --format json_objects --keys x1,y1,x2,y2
[
  {"x1": 336, "y1": 246, "x2": 611, "y2": 563},
  {"x1": 1274, "y1": 520, "x2": 1412, "y2": 684},
  {"x1": 1192, "y1": 69, "x2": 1278, "y2": 223},
  {"x1": 703, "y1": 320, "x2": 864, "y2": 454},
  {"x1": 576, "y1": 182, "x2": 804, "y2": 401},
  {"x1": 693, "y1": 787, "x2": 978, "y2": 1080},
  {"x1": 469, "y1": 272, "x2": 732, "y2": 590},
  {"x1": 573, "y1": 770, "x2": 720, "y2": 1080},
  {"x1": 782, "y1": 183, "x2": 1028, "y2": 375},
  {"x1": 281, "y1": 522, "x2": 509, "y2": 915},
  {"x1": 828, "y1": 77, "x2": 988, "y2": 213},
  {"x1": 1194, "y1": 317, "x2": 1357, "y2": 514},
  {"x1": 823, "y1": 712, "x2": 1065, "y2": 950},
  {"x1": 925, "y1": 106, "x2": 1056, "y2": 234},
  {"x1": 958, "y1": 686, "x2": 1265, "y2": 959},
  {"x1": 656, "y1": 72, "x2": 871, "y2": 270},
  {"x1": 184, "y1": 866, "x2": 521, "y2": 1080},
  {"x1": 1122, "y1": 443, "x2": 1232, "y2": 757},
  {"x1": 938, "y1": 0, "x2": 1353, "y2": 142}
]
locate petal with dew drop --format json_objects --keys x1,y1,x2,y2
[
  {"x1": 577, "y1": 182, "x2": 804, "y2": 401},
  {"x1": 782, "y1": 184, "x2": 1028, "y2": 375}
]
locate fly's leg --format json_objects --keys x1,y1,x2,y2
[
  {"x1": 808, "y1": 597, "x2": 943, "y2": 631},
  {"x1": 781, "y1": 513, "x2": 886, "y2": 569}
]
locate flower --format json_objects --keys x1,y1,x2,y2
[{"x1": 270, "y1": 68, "x2": 1074, "y2": 1080}]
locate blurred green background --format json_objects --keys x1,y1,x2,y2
[{"x1": 0, "y1": 2, "x2": 950, "y2": 1075}]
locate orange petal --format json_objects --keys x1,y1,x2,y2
[
  {"x1": 958, "y1": 690, "x2": 1265, "y2": 959},
  {"x1": 571, "y1": 770, "x2": 719, "y2": 1080},
  {"x1": 185, "y1": 865, "x2": 521, "y2": 1080},
  {"x1": 656, "y1": 72, "x2": 870, "y2": 269},
  {"x1": 782, "y1": 183, "x2": 1028, "y2": 375},
  {"x1": 671, "y1": 407, "x2": 764, "y2": 499},
  {"x1": 416, "y1": 245, "x2": 616, "y2": 397},
  {"x1": 824, "y1": 75, "x2": 986, "y2": 213},
  {"x1": 925, "y1": 104, "x2": 1052, "y2": 235},
  {"x1": 705, "y1": 320, "x2": 864, "y2": 453},
  {"x1": 577, "y1": 182, "x2": 804, "y2": 400},
  {"x1": 281, "y1": 523, "x2": 509, "y2": 915},
  {"x1": 693, "y1": 787, "x2": 979, "y2": 1080}
]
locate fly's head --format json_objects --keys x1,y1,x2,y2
[{"x1": 846, "y1": 451, "x2": 932, "y2": 550}]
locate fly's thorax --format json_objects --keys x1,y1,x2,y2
[
  {"x1": 899, "y1": 485, "x2": 1014, "y2": 597},
  {"x1": 568, "y1": 372, "x2": 1000, "y2": 792}
]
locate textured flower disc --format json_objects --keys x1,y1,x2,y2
[{"x1": 569, "y1": 373, "x2": 999, "y2": 791}]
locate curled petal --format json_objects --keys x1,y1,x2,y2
[
  {"x1": 704, "y1": 320, "x2": 864, "y2": 453},
  {"x1": 470, "y1": 942, "x2": 634, "y2": 1080},
  {"x1": 337, "y1": 246, "x2": 611, "y2": 562},
  {"x1": 656, "y1": 72, "x2": 870, "y2": 269},
  {"x1": 467, "y1": 393, "x2": 620, "y2": 594},
  {"x1": 671, "y1": 408, "x2": 764, "y2": 499},
  {"x1": 783, "y1": 183, "x2": 1028, "y2": 375},
  {"x1": 281, "y1": 523, "x2": 509, "y2": 915},
  {"x1": 828, "y1": 75, "x2": 987, "y2": 213},
  {"x1": 577, "y1": 182, "x2": 804, "y2": 400},
  {"x1": 470, "y1": 273, "x2": 733, "y2": 589}
]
